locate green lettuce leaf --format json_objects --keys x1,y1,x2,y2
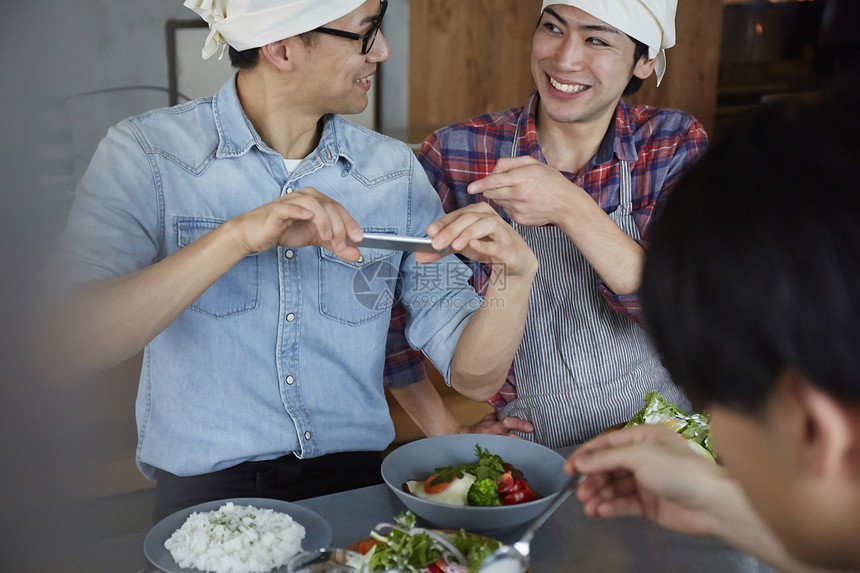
[
  {"x1": 366, "y1": 512, "x2": 500, "y2": 572},
  {"x1": 625, "y1": 391, "x2": 718, "y2": 461}
]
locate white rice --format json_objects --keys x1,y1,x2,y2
[{"x1": 164, "y1": 502, "x2": 306, "y2": 573}]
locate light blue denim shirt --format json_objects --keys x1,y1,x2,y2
[{"x1": 60, "y1": 76, "x2": 482, "y2": 479}]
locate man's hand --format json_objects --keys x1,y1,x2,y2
[
  {"x1": 230, "y1": 187, "x2": 364, "y2": 261},
  {"x1": 469, "y1": 155, "x2": 645, "y2": 295},
  {"x1": 427, "y1": 205, "x2": 537, "y2": 403},
  {"x1": 566, "y1": 423, "x2": 839, "y2": 573},
  {"x1": 467, "y1": 156, "x2": 582, "y2": 227},
  {"x1": 415, "y1": 203, "x2": 538, "y2": 278},
  {"x1": 566, "y1": 423, "x2": 727, "y2": 537},
  {"x1": 460, "y1": 412, "x2": 535, "y2": 437}
]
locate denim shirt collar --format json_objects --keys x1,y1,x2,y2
[
  {"x1": 515, "y1": 91, "x2": 639, "y2": 170},
  {"x1": 211, "y1": 74, "x2": 352, "y2": 170}
]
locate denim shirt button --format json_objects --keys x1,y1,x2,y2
[
  {"x1": 357, "y1": 256, "x2": 364, "y2": 263},
  {"x1": 285, "y1": 375, "x2": 294, "y2": 385},
  {"x1": 286, "y1": 313, "x2": 295, "y2": 322},
  {"x1": 286, "y1": 187, "x2": 293, "y2": 194},
  {"x1": 304, "y1": 431, "x2": 311, "y2": 440},
  {"x1": 284, "y1": 249, "x2": 294, "y2": 259}
]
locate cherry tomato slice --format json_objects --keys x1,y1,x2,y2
[
  {"x1": 357, "y1": 538, "x2": 383, "y2": 555},
  {"x1": 495, "y1": 470, "x2": 515, "y2": 493},
  {"x1": 502, "y1": 479, "x2": 539, "y2": 505},
  {"x1": 423, "y1": 473, "x2": 453, "y2": 494}
]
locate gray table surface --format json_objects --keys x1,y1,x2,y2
[{"x1": 87, "y1": 447, "x2": 778, "y2": 573}]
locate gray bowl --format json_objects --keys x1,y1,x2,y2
[{"x1": 381, "y1": 434, "x2": 568, "y2": 531}]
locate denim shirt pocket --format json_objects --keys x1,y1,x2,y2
[
  {"x1": 176, "y1": 217, "x2": 260, "y2": 319},
  {"x1": 318, "y1": 227, "x2": 398, "y2": 326}
]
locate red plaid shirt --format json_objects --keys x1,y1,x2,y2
[{"x1": 384, "y1": 92, "x2": 708, "y2": 409}]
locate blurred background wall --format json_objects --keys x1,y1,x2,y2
[{"x1": 0, "y1": 4, "x2": 194, "y2": 570}]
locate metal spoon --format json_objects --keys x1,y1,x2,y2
[{"x1": 477, "y1": 473, "x2": 582, "y2": 573}]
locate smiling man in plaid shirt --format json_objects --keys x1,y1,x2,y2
[{"x1": 386, "y1": 0, "x2": 708, "y2": 447}]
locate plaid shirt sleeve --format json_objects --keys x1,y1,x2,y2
[
  {"x1": 598, "y1": 116, "x2": 709, "y2": 325},
  {"x1": 383, "y1": 303, "x2": 429, "y2": 388},
  {"x1": 418, "y1": 127, "x2": 519, "y2": 410},
  {"x1": 382, "y1": 131, "x2": 469, "y2": 390},
  {"x1": 381, "y1": 135, "x2": 453, "y2": 390}
]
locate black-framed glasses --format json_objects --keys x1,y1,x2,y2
[{"x1": 315, "y1": 0, "x2": 388, "y2": 55}]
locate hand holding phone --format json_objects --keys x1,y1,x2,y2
[{"x1": 350, "y1": 233, "x2": 450, "y2": 255}]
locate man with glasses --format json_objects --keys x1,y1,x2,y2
[
  {"x1": 316, "y1": 0, "x2": 387, "y2": 55},
  {"x1": 39, "y1": 0, "x2": 537, "y2": 521}
]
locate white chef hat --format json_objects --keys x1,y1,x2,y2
[
  {"x1": 184, "y1": 0, "x2": 367, "y2": 60},
  {"x1": 540, "y1": 0, "x2": 677, "y2": 86}
]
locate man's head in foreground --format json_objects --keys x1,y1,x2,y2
[{"x1": 641, "y1": 79, "x2": 860, "y2": 567}]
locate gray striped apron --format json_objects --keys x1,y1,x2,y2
[{"x1": 501, "y1": 151, "x2": 691, "y2": 448}]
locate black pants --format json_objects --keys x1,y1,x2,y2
[{"x1": 153, "y1": 450, "x2": 383, "y2": 522}]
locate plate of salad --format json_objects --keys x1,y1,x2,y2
[
  {"x1": 403, "y1": 444, "x2": 541, "y2": 508},
  {"x1": 347, "y1": 511, "x2": 525, "y2": 573},
  {"x1": 381, "y1": 434, "x2": 568, "y2": 531}
]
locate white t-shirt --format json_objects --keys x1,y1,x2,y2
[{"x1": 283, "y1": 158, "x2": 302, "y2": 177}]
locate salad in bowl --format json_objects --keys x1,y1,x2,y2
[{"x1": 354, "y1": 512, "x2": 501, "y2": 573}]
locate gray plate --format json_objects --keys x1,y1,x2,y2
[
  {"x1": 382, "y1": 434, "x2": 568, "y2": 531},
  {"x1": 144, "y1": 497, "x2": 333, "y2": 573}
]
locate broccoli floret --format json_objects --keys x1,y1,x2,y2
[{"x1": 467, "y1": 478, "x2": 502, "y2": 506}]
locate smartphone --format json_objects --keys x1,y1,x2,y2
[{"x1": 351, "y1": 233, "x2": 450, "y2": 254}]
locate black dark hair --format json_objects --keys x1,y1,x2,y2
[
  {"x1": 228, "y1": 46, "x2": 260, "y2": 69},
  {"x1": 622, "y1": 39, "x2": 650, "y2": 96},
  {"x1": 227, "y1": 31, "x2": 321, "y2": 70},
  {"x1": 640, "y1": 78, "x2": 860, "y2": 413}
]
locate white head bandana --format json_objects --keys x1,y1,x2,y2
[
  {"x1": 540, "y1": 0, "x2": 677, "y2": 86},
  {"x1": 184, "y1": 0, "x2": 367, "y2": 60}
]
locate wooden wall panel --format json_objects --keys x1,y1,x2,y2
[
  {"x1": 408, "y1": 0, "x2": 723, "y2": 139},
  {"x1": 408, "y1": 0, "x2": 542, "y2": 139},
  {"x1": 627, "y1": 0, "x2": 724, "y2": 135}
]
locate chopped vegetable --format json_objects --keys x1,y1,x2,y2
[
  {"x1": 357, "y1": 537, "x2": 383, "y2": 555},
  {"x1": 452, "y1": 525, "x2": 502, "y2": 572},
  {"x1": 625, "y1": 391, "x2": 718, "y2": 461},
  {"x1": 430, "y1": 445, "x2": 506, "y2": 487},
  {"x1": 408, "y1": 445, "x2": 541, "y2": 507},
  {"x1": 495, "y1": 470, "x2": 515, "y2": 494},
  {"x1": 466, "y1": 478, "x2": 502, "y2": 507},
  {"x1": 363, "y1": 512, "x2": 501, "y2": 572},
  {"x1": 499, "y1": 478, "x2": 539, "y2": 505},
  {"x1": 423, "y1": 474, "x2": 452, "y2": 495}
]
